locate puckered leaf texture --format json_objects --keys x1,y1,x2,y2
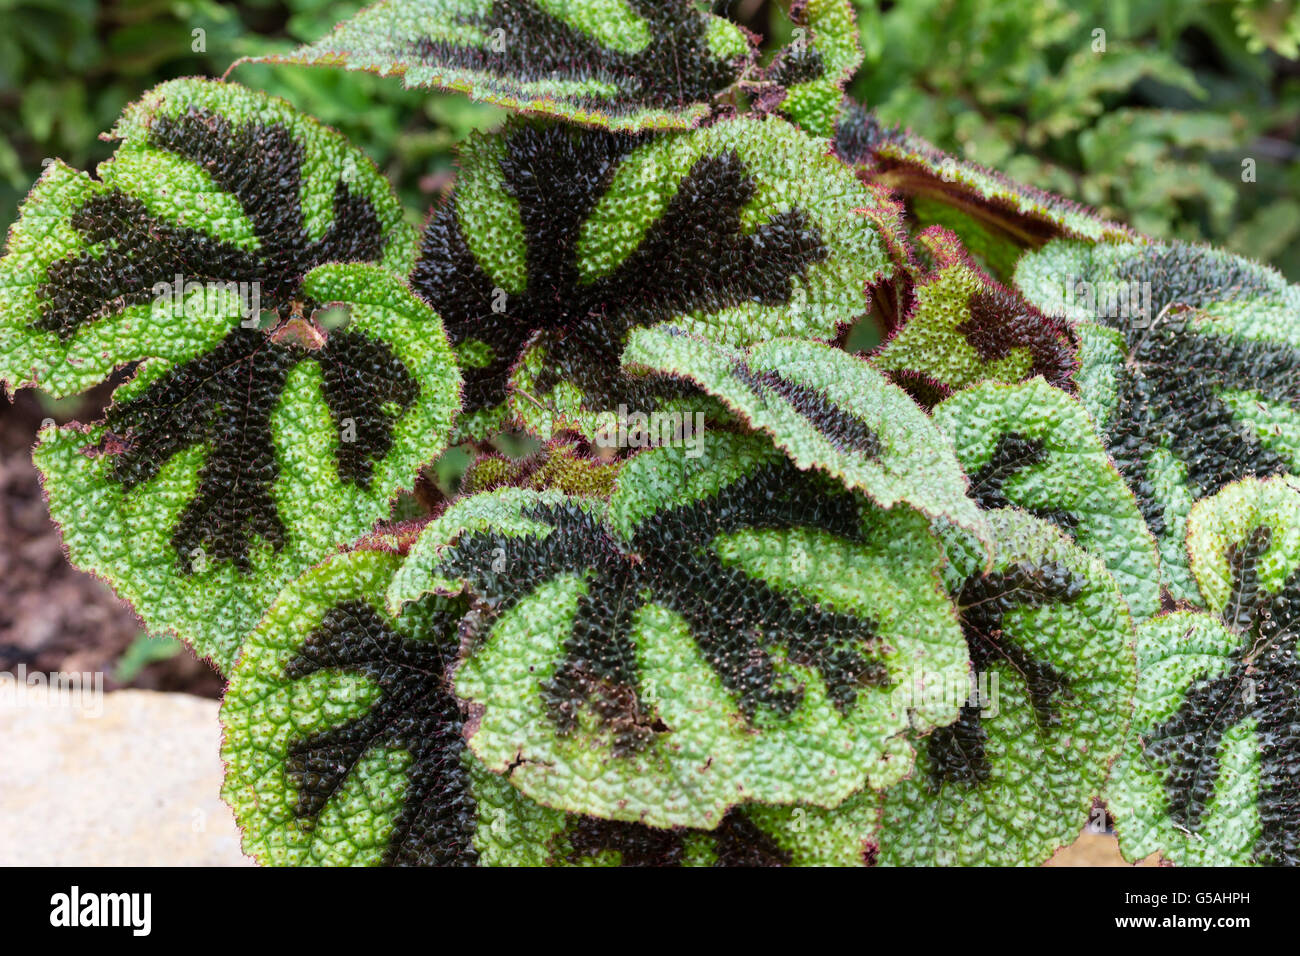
[
  {"x1": 932, "y1": 377, "x2": 1160, "y2": 619},
  {"x1": 0, "y1": 78, "x2": 416, "y2": 395},
  {"x1": 1016, "y1": 238, "x2": 1300, "y2": 602},
  {"x1": 389, "y1": 433, "x2": 968, "y2": 828},
  {"x1": 244, "y1": 0, "x2": 755, "y2": 132},
  {"x1": 712, "y1": 508, "x2": 1137, "y2": 866},
  {"x1": 622, "y1": 328, "x2": 988, "y2": 542},
  {"x1": 762, "y1": 0, "x2": 862, "y2": 138},
  {"x1": 1108, "y1": 476, "x2": 1300, "y2": 866},
  {"x1": 36, "y1": 264, "x2": 460, "y2": 671},
  {"x1": 0, "y1": 79, "x2": 458, "y2": 671},
  {"x1": 412, "y1": 115, "x2": 893, "y2": 441},
  {"x1": 222, "y1": 544, "x2": 879, "y2": 866},
  {"x1": 871, "y1": 227, "x2": 1077, "y2": 398},
  {"x1": 878, "y1": 508, "x2": 1136, "y2": 865}
]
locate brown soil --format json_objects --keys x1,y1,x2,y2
[{"x1": 0, "y1": 389, "x2": 223, "y2": 698}]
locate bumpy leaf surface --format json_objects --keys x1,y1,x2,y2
[
  {"x1": 1016, "y1": 239, "x2": 1300, "y2": 602},
  {"x1": 872, "y1": 227, "x2": 1077, "y2": 397},
  {"x1": 389, "y1": 434, "x2": 968, "y2": 828},
  {"x1": 245, "y1": 0, "x2": 755, "y2": 132},
  {"x1": 222, "y1": 548, "x2": 482, "y2": 865},
  {"x1": 0, "y1": 78, "x2": 416, "y2": 395},
  {"x1": 834, "y1": 103, "x2": 1135, "y2": 244},
  {"x1": 623, "y1": 329, "x2": 987, "y2": 541},
  {"x1": 1108, "y1": 476, "x2": 1300, "y2": 865},
  {"x1": 481, "y1": 786, "x2": 882, "y2": 866},
  {"x1": 474, "y1": 764, "x2": 814, "y2": 865},
  {"x1": 411, "y1": 116, "x2": 892, "y2": 440},
  {"x1": 762, "y1": 0, "x2": 862, "y2": 138},
  {"x1": 221, "y1": 547, "x2": 862, "y2": 867},
  {"x1": 932, "y1": 378, "x2": 1160, "y2": 619},
  {"x1": 878, "y1": 509, "x2": 1135, "y2": 865},
  {"x1": 0, "y1": 80, "x2": 457, "y2": 670}
]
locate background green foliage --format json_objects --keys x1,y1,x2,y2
[
  {"x1": 844, "y1": 0, "x2": 1300, "y2": 278},
  {"x1": 2, "y1": 0, "x2": 1296, "y2": 275}
]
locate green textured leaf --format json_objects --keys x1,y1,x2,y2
[
  {"x1": 487, "y1": 787, "x2": 883, "y2": 866},
  {"x1": 1108, "y1": 476, "x2": 1300, "y2": 865},
  {"x1": 461, "y1": 439, "x2": 621, "y2": 498},
  {"x1": 35, "y1": 263, "x2": 460, "y2": 671},
  {"x1": 877, "y1": 508, "x2": 1136, "y2": 865},
  {"x1": 244, "y1": 0, "x2": 755, "y2": 132},
  {"x1": 932, "y1": 377, "x2": 1160, "y2": 619},
  {"x1": 834, "y1": 103, "x2": 1135, "y2": 244},
  {"x1": 412, "y1": 115, "x2": 893, "y2": 441},
  {"x1": 739, "y1": 797, "x2": 881, "y2": 866},
  {"x1": 222, "y1": 547, "x2": 482, "y2": 865},
  {"x1": 1016, "y1": 238, "x2": 1300, "y2": 602},
  {"x1": 221, "y1": 544, "x2": 804, "y2": 867},
  {"x1": 474, "y1": 763, "x2": 803, "y2": 865},
  {"x1": 871, "y1": 226, "x2": 1077, "y2": 397},
  {"x1": 763, "y1": 0, "x2": 862, "y2": 138},
  {"x1": 0, "y1": 78, "x2": 416, "y2": 397},
  {"x1": 0, "y1": 79, "x2": 456, "y2": 672},
  {"x1": 623, "y1": 328, "x2": 988, "y2": 542},
  {"x1": 389, "y1": 433, "x2": 968, "y2": 828}
]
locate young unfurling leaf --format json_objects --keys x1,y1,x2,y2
[
  {"x1": 0, "y1": 80, "x2": 458, "y2": 670},
  {"x1": 762, "y1": 0, "x2": 862, "y2": 138},
  {"x1": 1016, "y1": 239, "x2": 1300, "y2": 602},
  {"x1": 244, "y1": 0, "x2": 756, "y2": 132},
  {"x1": 871, "y1": 227, "x2": 1077, "y2": 397},
  {"x1": 412, "y1": 116, "x2": 893, "y2": 440},
  {"x1": 622, "y1": 329, "x2": 988, "y2": 542},
  {"x1": 932, "y1": 378, "x2": 1160, "y2": 619},
  {"x1": 389, "y1": 434, "x2": 968, "y2": 828},
  {"x1": 1107, "y1": 477, "x2": 1300, "y2": 865}
]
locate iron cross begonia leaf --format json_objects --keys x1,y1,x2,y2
[
  {"x1": 410, "y1": 115, "x2": 893, "y2": 441},
  {"x1": 0, "y1": 79, "x2": 459, "y2": 670},
  {"x1": 243, "y1": 0, "x2": 756, "y2": 133},
  {"x1": 388, "y1": 433, "x2": 969, "y2": 828},
  {"x1": 1108, "y1": 476, "x2": 1300, "y2": 865},
  {"x1": 1016, "y1": 238, "x2": 1300, "y2": 602}
]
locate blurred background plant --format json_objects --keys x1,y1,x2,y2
[
  {"x1": 0, "y1": 0, "x2": 506, "y2": 238},
  {"x1": 839, "y1": 0, "x2": 1300, "y2": 276}
]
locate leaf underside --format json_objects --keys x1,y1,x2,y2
[{"x1": 834, "y1": 103, "x2": 1135, "y2": 245}]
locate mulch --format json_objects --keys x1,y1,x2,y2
[{"x1": 0, "y1": 389, "x2": 223, "y2": 698}]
